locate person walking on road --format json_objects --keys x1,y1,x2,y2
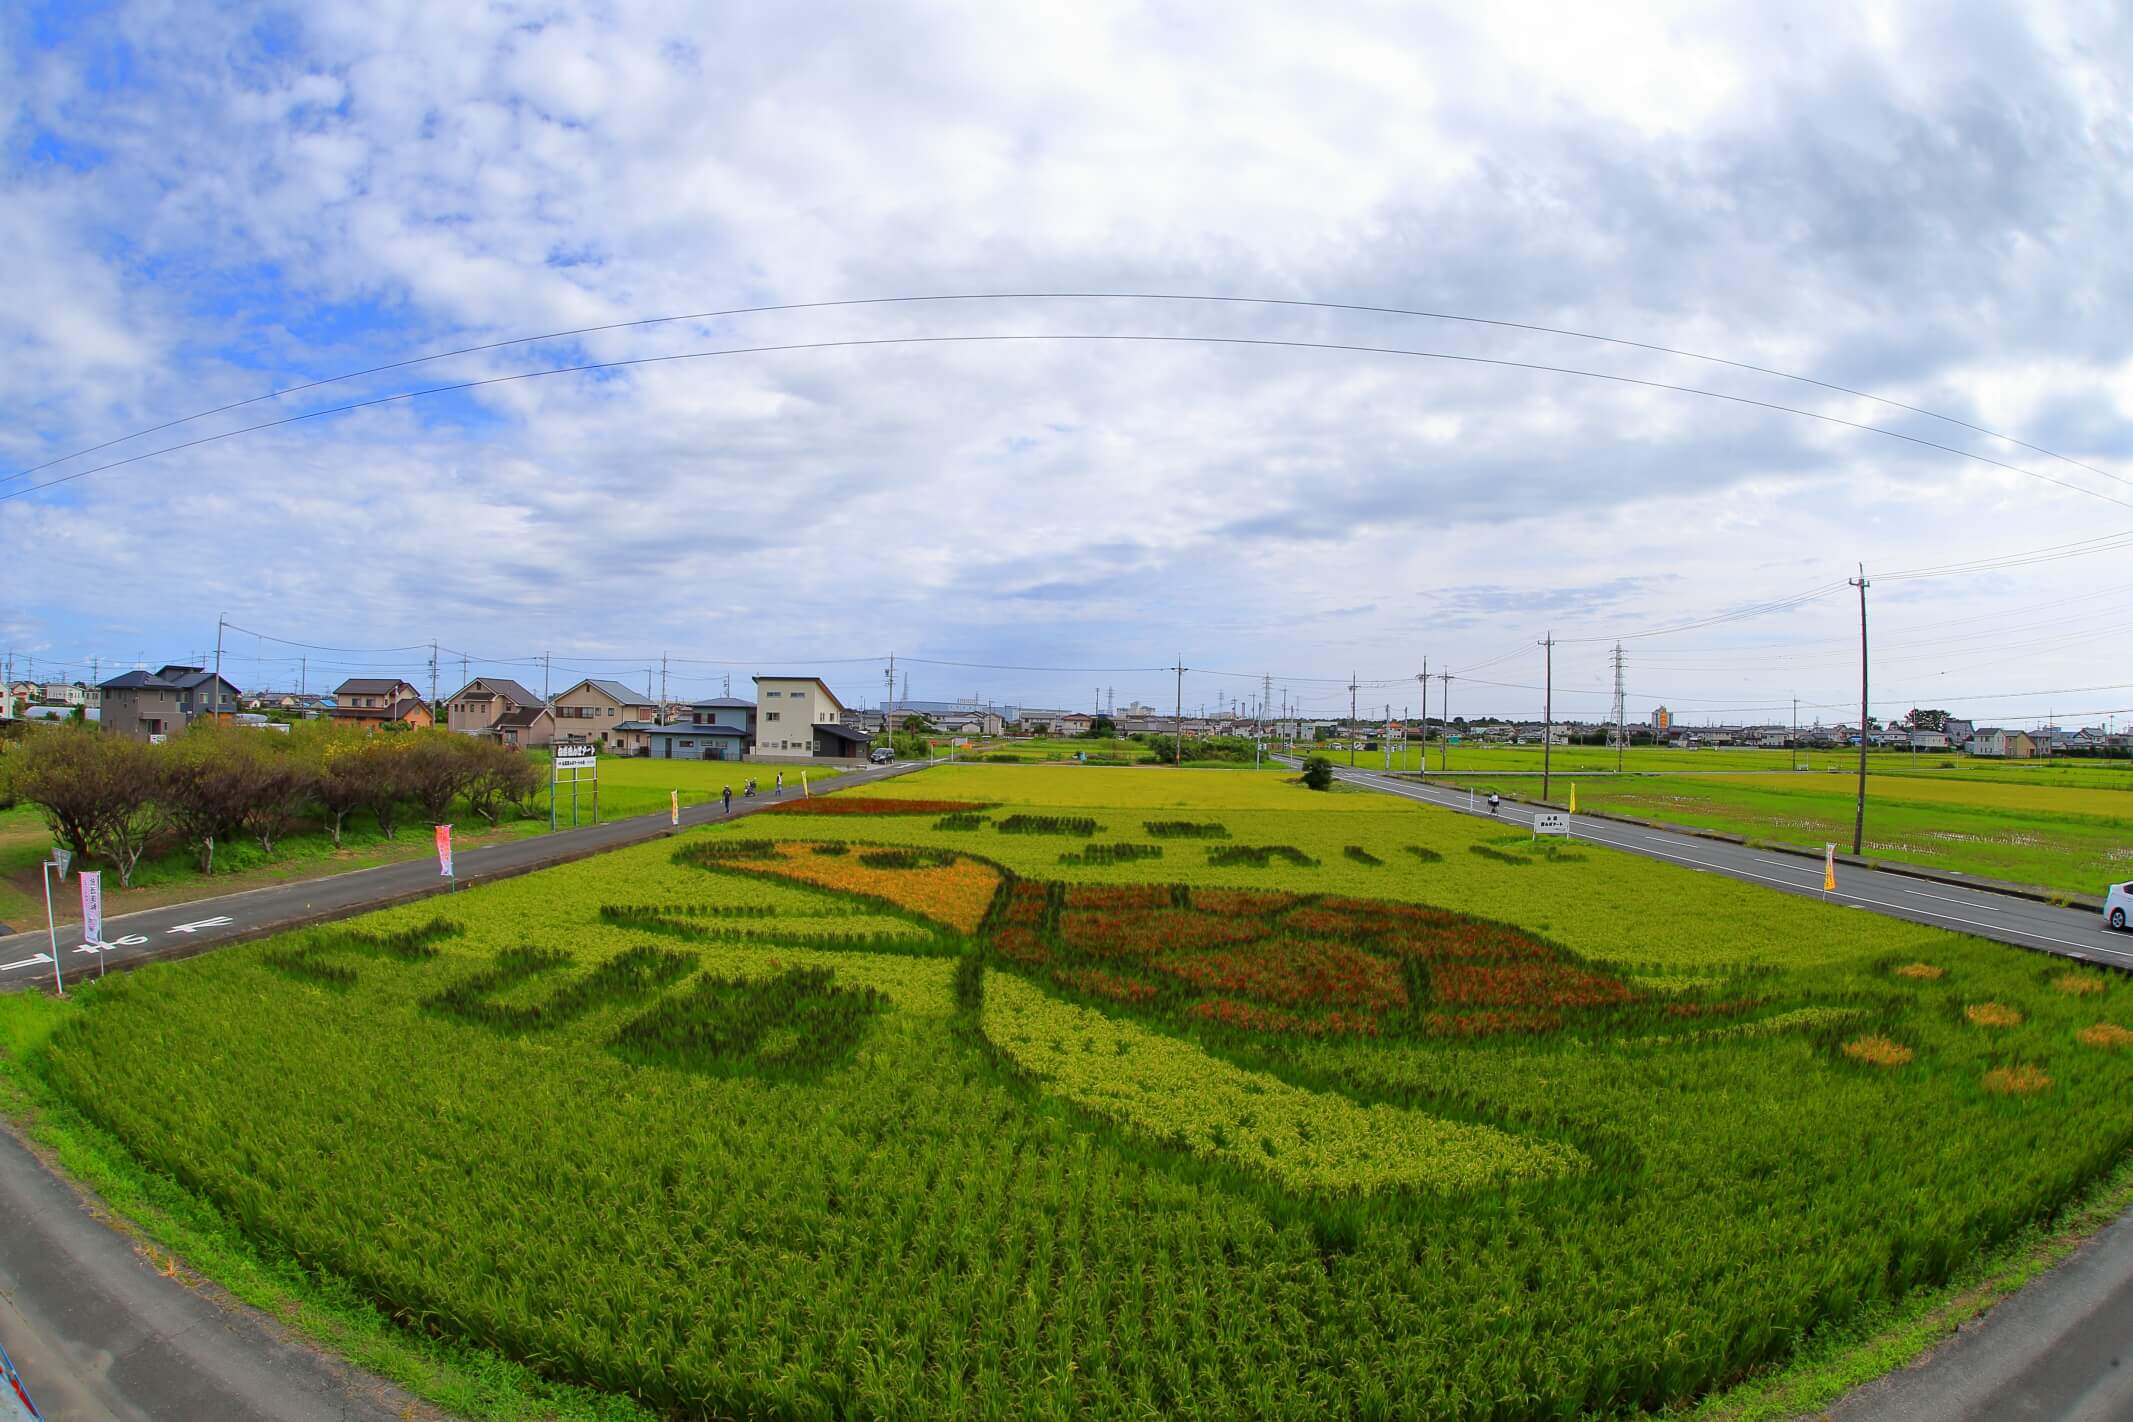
[
  {"x1": 1487, "y1": 792, "x2": 1501, "y2": 815},
  {"x1": 775, "y1": 771, "x2": 784, "y2": 798},
  {"x1": 722, "y1": 785, "x2": 733, "y2": 815}
]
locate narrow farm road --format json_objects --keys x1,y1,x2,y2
[
  {"x1": 0, "y1": 757, "x2": 931, "y2": 988},
  {"x1": 0, "y1": 1126, "x2": 438, "y2": 1421},
  {"x1": 1311, "y1": 762, "x2": 2132, "y2": 971}
]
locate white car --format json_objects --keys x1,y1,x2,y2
[{"x1": 2107, "y1": 881, "x2": 2133, "y2": 932}]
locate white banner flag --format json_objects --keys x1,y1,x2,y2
[{"x1": 80, "y1": 870, "x2": 102, "y2": 946}]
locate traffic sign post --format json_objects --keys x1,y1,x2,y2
[{"x1": 52, "y1": 847, "x2": 72, "y2": 882}]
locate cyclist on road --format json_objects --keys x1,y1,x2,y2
[{"x1": 1487, "y1": 793, "x2": 1501, "y2": 815}]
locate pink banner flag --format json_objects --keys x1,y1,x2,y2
[{"x1": 435, "y1": 824, "x2": 454, "y2": 878}]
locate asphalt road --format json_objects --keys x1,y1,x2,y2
[
  {"x1": 0, "y1": 757, "x2": 927, "y2": 990},
  {"x1": 1321, "y1": 764, "x2": 2133, "y2": 971},
  {"x1": 0, "y1": 1125, "x2": 438, "y2": 1421}
]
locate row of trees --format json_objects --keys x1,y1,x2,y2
[{"x1": 0, "y1": 723, "x2": 542, "y2": 885}]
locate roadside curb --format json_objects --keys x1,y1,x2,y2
[{"x1": 1385, "y1": 776, "x2": 2106, "y2": 913}]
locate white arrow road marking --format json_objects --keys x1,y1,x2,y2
[
  {"x1": 164, "y1": 916, "x2": 234, "y2": 935},
  {"x1": 1, "y1": 954, "x2": 54, "y2": 972}
]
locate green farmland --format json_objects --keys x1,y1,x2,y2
[
  {"x1": 10, "y1": 765, "x2": 2133, "y2": 1419},
  {"x1": 535, "y1": 750, "x2": 846, "y2": 821}
]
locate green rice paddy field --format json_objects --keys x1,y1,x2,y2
[{"x1": 9, "y1": 764, "x2": 2133, "y2": 1420}]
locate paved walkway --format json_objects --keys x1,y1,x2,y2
[{"x1": 0, "y1": 758, "x2": 926, "y2": 989}]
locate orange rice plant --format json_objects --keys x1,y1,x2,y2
[
  {"x1": 726, "y1": 842, "x2": 1002, "y2": 933},
  {"x1": 2077, "y1": 1023, "x2": 2133, "y2": 1050},
  {"x1": 1154, "y1": 940, "x2": 1409, "y2": 1011},
  {"x1": 1982, "y1": 1064, "x2": 2052, "y2": 1096},
  {"x1": 1841, "y1": 1035, "x2": 1914, "y2": 1068},
  {"x1": 1964, "y1": 1002, "x2": 2024, "y2": 1028},
  {"x1": 1191, "y1": 888, "x2": 1301, "y2": 914},
  {"x1": 1892, "y1": 963, "x2": 1945, "y2": 981},
  {"x1": 2053, "y1": 973, "x2": 2107, "y2": 997}
]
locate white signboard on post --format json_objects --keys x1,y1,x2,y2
[
  {"x1": 553, "y1": 740, "x2": 597, "y2": 770},
  {"x1": 1532, "y1": 811, "x2": 1571, "y2": 837}
]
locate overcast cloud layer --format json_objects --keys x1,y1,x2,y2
[{"x1": 4, "y1": 1, "x2": 2131, "y2": 726}]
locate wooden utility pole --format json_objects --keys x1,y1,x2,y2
[
  {"x1": 1851, "y1": 567, "x2": 1870, "y2": 855},
  {"x1": 1173, "y1": 659, "x2": 1185, "y2": 767},
  {"x1": 1348, "y1": 672, "x2": 1358, "y2": 768}
]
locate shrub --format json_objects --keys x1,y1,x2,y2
[{"x1": 1300, "y1": 755, "x2": 1333, "y2": 790}]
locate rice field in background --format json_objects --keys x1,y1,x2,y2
[{"x1": 18, "y1": 764, "x2": 2133, "y2": 1420}]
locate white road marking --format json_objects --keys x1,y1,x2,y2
[
  {"x1": 1906, "y1": 889, "x2": 1999, "y2": 911},
  {"x1": 164, "y1": 916, "x2": 234, "y2": 935},
  {"x1": 1, "y1": 954, "x2": 53, "y2": 972}
]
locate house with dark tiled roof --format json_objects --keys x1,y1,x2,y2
[
  {"x1": 330, "y1": 677, "x2": 433, "y2": 731},
  {"x1": 551, "y1": 678, "x2": 658, "y2": 752},
  {"x1": 99, "y1": 670, "x2": 187, "y2": 741},
  {"x1": 444, "y1": 677, "x2": 545, "y2": 737},
  {"x1": 154, "y1": 665, "x2": 243, "y2": 722}
]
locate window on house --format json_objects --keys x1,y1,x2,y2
[{"x1": 765, "y1": 711, "x2": 780, "y2": 722}]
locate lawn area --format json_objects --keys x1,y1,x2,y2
[
  {"x1": 11, "y1": 764, "x2": 2133, "y2": 1419},
  {"x1": 536, "y1": 751, "x2": 846, "y2": 821}
]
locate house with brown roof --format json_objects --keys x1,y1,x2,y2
[
  {"x1": 443, "y1": 677, "x2": 545, "y2": 737},
  {"x1": 550, "y1": 678, "x2": 658, "y2": 752},
  {"x1": 493, "y1": 704, "x2": 556, "y2": 749},
  {"x1": 330, "y1": 677, "x2": 433, "y2": 731}
]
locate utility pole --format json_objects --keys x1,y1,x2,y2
[
  {"x1": 885, "y1": 655, "x2": 897, "y2": 737},
  {"x1": 661, "y1": 654, "x2": 669, "y2": 719},
  {"x1": 543, "y1": 653, "x2": 550, "y2": 701},
  {"x1": 1611, "y1": 642, "x2": 1626, "y2": 774},
  {"x1": 1173, "y1": 658, "x2": 1185, "y2": 767},
  {"x1": 300, "y1": 656, "x2": 306, "y2": 694},
  {"x1": 1439, "y1": 672, "x2": 1453, "y2": 771},
  {"x1": 1348, "y1": 671, "x2": 1359, "y2": 768},
  {"x1": 1791, "y1": 697, "x2": 1798, "y2": 773},
  {"x1": 1540, "y1": 633, "x2": 1555, "y2": 801},
  {"x1": 1850, "y1": 566, "x2": 1870, "y2": 856},
  {"x1": 1416, "y1": 661, "x2": 1427, "y2": 775},
  {"x1": 429, "y1": 640, "x2": 439, "y2": 707},
  {"x1": 213, "y1": 615, "x2": 226, "y2": 716}
]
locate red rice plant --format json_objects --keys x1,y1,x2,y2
[
  {"x1": 1189, "y1": 997, "x2": 1380, "y2": 1036},
  {"x1": 1059, "y1": 908, "x2": 1267, "y2": 958},
  {"x1": 1283, "y1": 907, "x2": 1392, "y2": 938},
  {"x1": 1380, "y1": 920, "x2": 1556, "y2": 964},
  {"x1": 1433, "y1": 962, "x2": 1635, "y2": 1009},
  {"x1": 1192, "y1": 888, "x2": 1301, "y2": 914},
  {"x1": 1156, "y1": 940, "x2": 1408, "y2": 1011},
  {"x1": 1063, "y1": 884, "x2": 1173, "y2": 911},
  {"x1": 1052, "y1": 967, "x2": 1160, "y2": 1003},
  {"x1": 992, "y1": 926, "x2": 1052, "y2": 967},
  {"x1": 760, "y1": 797, "x2": 991, "y2": 816}
]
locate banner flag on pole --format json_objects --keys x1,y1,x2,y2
[
  {"x1": 435, "y1": 824, "x2": 455, "y2": 878},
  {"x1": 1568, "y1": 784, "x2": 1577, "y2": 814},
  {"x1": 80, "y1": 870, "x2": 102, "y2": 948},
  {"x1": 1823, "y1": 843, "x2": 1837, "y2": 893},
  {"x1": 802, "y1": 771, "x2": 810, "y2": 798},
  {"x1": 670, "y1": 789, "x2": 679, "y2": 826}
]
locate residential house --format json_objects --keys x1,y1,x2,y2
[
  {"x1": 940, "y1": 710, "x2": 1004, "y2": 736},
  {"x1": 1942, "y1": 718, "x2": 1975, "y2": 746},
  {"x1": 493, "y1": 705, "x2": 555, "y2": 749},
  {"x1": 1907, "y1": 729, "x2": 1951, "y2": 751},
  {"x1": 443, "y1": 677, "x2": 545, "y2": 737},
  {"x1": 37, "y1": 682, "x2": 86, "y2": 707},
  {"x1": 751, "y1": 676, "x2": 872, "y2": 760},
  {"x1": 330, "y1": 677, "x2": 433, "y2": 731},
  {"x1": 644, "y1": 701, "x2": 755, "y2": 760},
  {"x1": 1968, "y1": 728, "x2": 2038, "y2": 759},
  {"x1": 550, "y1": 679, "x2": 659, "y2": 752},
  {"x1": 154, "y1": 665, "x2": 243, "y2": 723},
  {"x1": 1051, "y1": 712, "x2": 1094, "y2": 737},
  {"x1": 98, "y1": 670, "x2": 188, "y2": 741}
]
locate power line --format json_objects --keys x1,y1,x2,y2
[
  {"x1": 8, "y1": 333, "x2": 2131, "y2": 510},
  {"x1": 13, "y1": 291, "x2": 2120, "y2": 491}
]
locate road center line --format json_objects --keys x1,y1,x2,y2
[{"x1": 1906, "y1": 888, "x2": 1999, "y2": 910}]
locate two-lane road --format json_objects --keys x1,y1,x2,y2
[{"x1": 1319, "y1": 764, "x2": 2133, "y2": 970}]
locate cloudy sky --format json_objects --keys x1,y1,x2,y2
[{"x1": 4, "y1": 1, "x2": 2130, "y2": 727}]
